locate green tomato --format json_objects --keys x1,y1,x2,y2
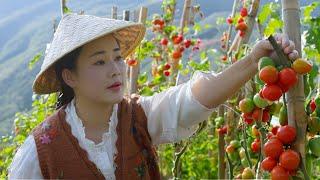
[
  {"x1": 308, "y1": 117, "x2": 320, "y2": 134},
  {"x1": 309, "y1": 136, "x2": 320, "y2": 157},
  {"x1": 253, "y1": 93, "x2": 269, "y2": 108},
  {"x1": 239, "y1": 147, "x2": 246, "y2": 159},
  {"x1": 230, "y1": 140, "x2": 241, "y2": 149},
  {"x1": 259, "y1": 57, "x2": 275, "y2": 70},
  {"x1": 269, "y1": 102, "x2": 282, "y2": 116},
  {"x1": 241, "y1": 158, "x2": 249, "y2": 167},
  {"x1": 279, "y1": 106, "x2": 288, "y2": 126},
  {"x1": 229, "y1": 151, "x2": 240, "y2": 162},
  {"x1": 242, "y1": 167, "x2": 255, "y2": 179},
  {"x1": 214, "y1": 117, "x2": 224, "y2": 127}
]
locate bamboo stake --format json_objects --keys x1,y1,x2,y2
[
  {"x1": 129, "y1": 7, "x2": 148, "y2": 94},
  {"x1": 111, "y1": 6, "x2": 118, "y2": 19},
  {"x1": 281, "y1": 0, "x2": 309, "y2": 174},
  {"x1": 122, "y1": 10, "x2": 131, "y2": 95},
  {"x1": 180, "y1": 0, "x2": 192, "y2": 34},
  {"x1": 225, "y1": 0, "x2": 239, "y2": 52},
  {"x1": 172, "y1": 0, "x2": 192, "y2": 84},
  {"x1": 123, "y1": 10, "x2": 130, "y2": 21},
  {"x1": 60, "y1": 0, "x2": 66, "y2": 16}
]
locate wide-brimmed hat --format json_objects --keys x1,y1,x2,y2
[{"x1": 32, "y1": 13, "x2": 146, "y2": 94}]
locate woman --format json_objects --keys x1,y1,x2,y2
[{"x1": 8, "y1": 13, "x2": 298, "y2": 179}]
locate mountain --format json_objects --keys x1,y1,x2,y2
[{"x1": 0, "y1": 0, "x2": 316, "y2": 136}]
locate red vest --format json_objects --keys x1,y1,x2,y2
[{"x1": 32, "y1": 94, "x2": 161, "y2": 179}]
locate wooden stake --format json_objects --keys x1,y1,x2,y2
[
  {"x1": 60, "y1": 0, "x2": 66, "y2": 16},
  {"x1": 228, "y1": 0, "x2": 261, "y2": 54},
  {"x1": 129, "y1": 7, "x2": 148, "y2": 94},
  {"x1": 281, "y1": 0, "x2": 309, "y2": 174},
  {"x1": 111, "y1": 6, "x2": 118, "y2": 19},
  {"x1": 180, "y1": 0, "x2": 192, "y2": 34},
  {"x1": 173, "y1": 0, "x2": 192, "y2": 85}
]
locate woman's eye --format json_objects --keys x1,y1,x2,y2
[
  {"x1": 94, "y1": 60, "x2": 105, "y2": 65},
  {"x1": 115, "y1": 56, "x2": 123, "y2": 62}
]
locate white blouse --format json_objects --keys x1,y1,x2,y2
[{"x1": 8, "y1": 70, "x2": 218, "y2": 179}]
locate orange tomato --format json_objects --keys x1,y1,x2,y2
[
  {"x1": 259, "y1": 66, "x2": 279, "y2": 84},
  {"x1": 292, "y1": 58, "x2": 312, "y2": 75}
]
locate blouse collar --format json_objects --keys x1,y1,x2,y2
[{"x1": 65, "y1": 98, "x2": 119, "y2": 147}]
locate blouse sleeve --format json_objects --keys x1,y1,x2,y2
[
  {"x1": 8, "y1": 134, "x2": 43, "y2": 179},
  {"x1": 138, "y1": 70, "x2": 219, "y2": 145}
]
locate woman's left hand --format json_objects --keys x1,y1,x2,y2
[{"x1": 249, "y1": 33, "x2": 299, "y2": 64}]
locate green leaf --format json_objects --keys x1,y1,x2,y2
[
  {"x1": 28, "y1": 53, "x2": 42, "y2": 70},
  {"x1": 137, "y1": 72, "x2": 148, "y2": 85}
]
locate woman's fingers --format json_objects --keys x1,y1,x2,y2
[
  {"x1": 288, "y1": 50, "x2": 299, "y2": 60},
  {"x1": 284, "y1": 41, "x2": 295, "y2": 54}
]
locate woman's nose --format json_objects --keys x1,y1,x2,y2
[{"x1": 110, "y1": 62, "x2": 121, "y2": 78}]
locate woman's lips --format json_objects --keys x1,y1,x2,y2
[{"x1": 107, "y1": 82, "x2": 122, "y2": 91}]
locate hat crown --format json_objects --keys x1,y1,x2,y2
[{"x1": 41, "y1": 13, "x2": 138, "y2": 71}]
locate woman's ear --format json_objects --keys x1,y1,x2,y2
[{"x1": 61, "y1": 69, "x2": 77, "y2": 88}]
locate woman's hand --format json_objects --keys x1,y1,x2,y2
[{"x1": 249, "y1": 33, "x2": 299, "y2": 65}]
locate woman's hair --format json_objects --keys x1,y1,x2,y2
[{"x1": 55, "y1": 46, "x2": 82, "y2": 110}]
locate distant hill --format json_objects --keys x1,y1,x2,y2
[{"x1": 0, "y1": 0, "x2": 315, "y2": 136}]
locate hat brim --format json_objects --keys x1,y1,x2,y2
[{"x1": 33, "y1": 22, "x2": 145, "y2": 95}]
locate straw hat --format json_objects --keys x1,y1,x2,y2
[{"x1": 32, "y1": 13, "x2": 146, "y2": 94}]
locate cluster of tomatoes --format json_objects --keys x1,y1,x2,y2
[
  {"x1": 261, "y1": 125, "x2": 300, "y2": 180},
  {"x1": 147, "y1": 16, "x2": 201, "y2": 77},
  {"x1": 239, "y1": 94, "x2": 273, "y2": 126},
  {"x1": 258, "y1": 57, "x2": 312, "y2": 103},
  {"x1": 226, "y1": 7, "x2": 248, "y2": 38},
  {"x1": 214, "y1": 116, "x2": 228, "y2": 135}
]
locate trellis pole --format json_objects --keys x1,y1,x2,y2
[
  {"x1": 129, "y1": 7, "x2": 148, "y2": 94},
  {"x1": 281, "y1": 0, "x2": 309, "y2": 174}
]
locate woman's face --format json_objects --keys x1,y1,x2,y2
[{"x1": 65, "y1": 34, "x2": 127, "y2": 105}]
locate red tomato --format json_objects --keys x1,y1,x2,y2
[
  {"x1": 252, "y1": 108, "x2": 261, "y2": 121},
  {"x1": 261, "y1": 157, "x2": 277, "y2": 172},
  {"x1": 276, "y1": 125, "x2": 296, "y2": 145},
  {"x1": 242, "y1": 112, "x2": 254, "y2": 125},
  {"x1": 263, "y1": 138, "x2": 284, "y2": 159},
  {"x1": 172, "y1": 34, "x2": 184, "y2": 44},
  {"x1": 266, "y1": 132, "x2": 275, "y2": 139},
  {"x1": 277, "y1": 81, "x2": 290, "y2": 93},
  {"x1": 310, "y1": 98, "x2": 317, "y2": 112},
  {"x1": 259, "y1": 66, "x2": 279, "y2": 84},
  {"x1": 262, "y1": 84, "x2": 283, "y2": 101},
  {"x1": 236, "y1": 22, "x2": 247, "y2": 31},
  {"x1": 271, "y1": 165, "x2": 290, "y2": 180},
  {"x1": 271, "y1": 126, "x2": 280, "y2": 135},
  {"x1": 240, "y1": 7, "x2": 248, "y2": 17},
  {"x1": 221, "y1": 55, "x2": 227, "y2": 61},
  {"x1": 172, "y1": 50, "x2": 182, "y2": 60},
  {"x1": 262, "y1": 109, "x2": 270, "y2": 123},
  {"x1": 184, "y1": 39, "x2": 192, "y2": 48},
  {"x1": 160, "y1": 38, "x2": 168, "y2": 46},
  {"x1": 127, "y1": 58, "x2": 138, "y2": 66},
  {"x1": 226, "y1": 16, "x2": 233, "y2": 24},
  {"x1": 163, "y1": 63, "x2": 171, "y2": 70},
  {"x1": 279, "y1": 149, "x2": 300, "y2": 171},
  {"x1": 238, "y1": 17, "x2": 244, "y2": 23},
  {"x1": 251, "y1": 139, "x2": 261, "y2": 153},
  {"x1": 226, "y1": 144, "x2": 235, "y2": 154},
  {"x1": 239, "y1": 30, "x2": 245, "y2": 37},
  {"x1": 163, "y1": 70, "x2": 170, "y2": 77},
  {"x1": 279, "y1": 68, "x2": 298, "y2": 87}
]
